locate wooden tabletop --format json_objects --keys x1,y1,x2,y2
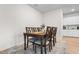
[
  {"x1": 31, "y1": 32, "x2": 46, "y2": 35},
  {"x1": 24, "y1": 32, "x2": 46, "y2": 36}
]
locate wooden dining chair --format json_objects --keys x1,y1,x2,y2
[
  {"x1": 30, "y1": 26, "x2": 52, "y2": 54},
  {"x1": 26, "y1": 27, "x2": 43, "y2": 50},
  {"x1": 50, "y1": 27, "x2": 57, "y2": 50},
  {"x1": 25, "y1": 27, "x2": 32, "y2": 48}
]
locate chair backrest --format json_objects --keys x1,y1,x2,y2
[
  {"x1": 26, "y1": 27, "x2": 43, "y2": 33},
  {"x1": 51, "y1": 27, "x2": 57, "y2": 37},
  {"x1": 43, "y1": 26, "x2": 52, "y2": 45},
  {"x1": 31, "y1": 27, "x2": 36, "y2": 32},
  {"x1": 26, "y1": 27, "x2": 31, "y2": 33},
  {"x1": 37, "y1": 27, "x2": 42, "y2": 32},
  {"x1": 45, "y1": 26, "x2": 52, "y2": 38}
]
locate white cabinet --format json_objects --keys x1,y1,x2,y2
[
  {"x1": 63, "y1": 30, "x2": 79, "y2": 37},
  {"x1": 63, "y1": 16, "x2": 79, "y2": 37}
]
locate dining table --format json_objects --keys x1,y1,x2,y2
[{"x1": 23, "y1": 32, "x2": 46, "y2": 54}]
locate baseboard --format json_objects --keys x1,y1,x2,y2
[{"x1": 63, "y1": 36, "x2": 79, "y2": 38}]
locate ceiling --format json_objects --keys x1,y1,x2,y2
[{"x1": 29, "y1": 4, "x2": 79, "y2": 15}]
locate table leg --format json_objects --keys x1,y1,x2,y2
[
  {"x1": 24, "y1": 34, "x2": 26, "y2": 50},
  {"x1": 27, "y1": 36, "x2": 29, "y2": 48}
]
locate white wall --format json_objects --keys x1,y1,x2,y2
[
  {"x1": 64, "y1": 16, "x2": 79, "y2": 25},
  {"x1": 15, "y1": 5, "x2": 42, "y2": 46},
  {"x1": 43, "y1": 9, "x2": 63, "y2": 41},
  {"x1": 0, "y1": 5, "x2": 64, "y2": 51},
  {"x1": 0, "y1": 5, "x2": 42, "y2": 51}
]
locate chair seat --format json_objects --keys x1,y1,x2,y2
[
  {"x1": 32, "y1": 38, "x2": 49, "y2": 46},
  {"x1": 34, "y1": 40, "x2": 49, "y2": 46},
  {"x1": 29, "y1": 37, "x2": 49, "y2": 46},
  {"x1": 29, "y1": 37, "x2": 39, "y2": 42}
]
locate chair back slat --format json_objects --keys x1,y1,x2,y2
[
  {"x1": 45, "y1": 26, "x2": 52, "y2": 39},
  {"x1": 26, "y1": 27, "x2": 43, "y2": 33},
  {"x1": 51, "y1": 27, "x2": 57, "y2": 37}
]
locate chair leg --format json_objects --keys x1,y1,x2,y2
[
  {"x1": 41, "y1": 38, "x2": 43, "y2": 54},
  {"x1": 49, "y1": 43, "x2": 51, "y2": 52},
  {"x1": 41, "y1": 46, "x2": 43, "y2": 54},
  {"x1": 50, "y1": 41, "x2": 53, "y2": 50},
  {"x1": 44, "y1": 46, "x2": 47, "y2": 54},
  {"x1": 35, "y1": 45, "x2": 37, "y2": 53},
  {"x1": 53, "y1": 38, "x2": 55, "y2": 46},
  {"x1": 33, "y1": 43, "x2": 35, "y2": 51},
  {"x1": 55, "y1": 38, "x2": 56, "y2": 43},
  {"x1": 49, "y1": 39, "x2": 52, "y2": 52}
]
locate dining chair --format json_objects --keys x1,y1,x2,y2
[
  {"x1": 26, "y1": 27, "x2": 43, "y2": 50},
  {"x1": 25, "y1": 27, "x2": 32, "y2": 48},
  {"x1": 50, "y1": 27, "x2": 57, "y2": 50},
  {"x1": 30, "y1": 26, "x2": 52, "y2": 54}
]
